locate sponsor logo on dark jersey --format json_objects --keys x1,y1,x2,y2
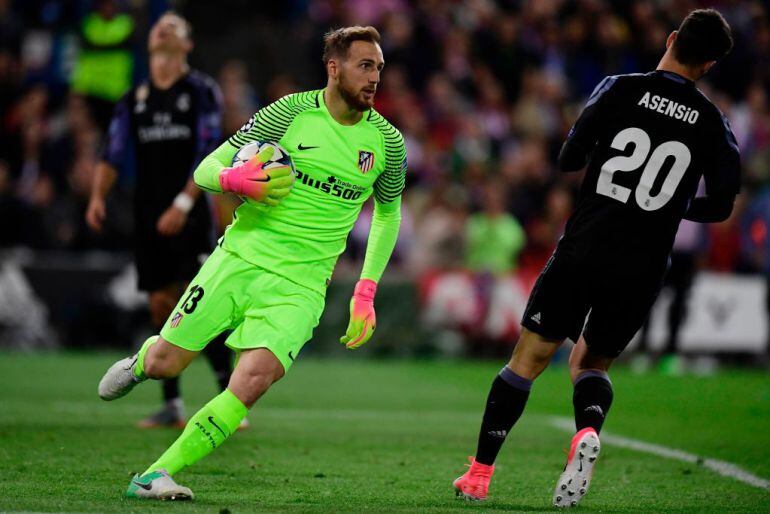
[{"x1": 137, "y1": 112, "x2": 192, "y2": 143}]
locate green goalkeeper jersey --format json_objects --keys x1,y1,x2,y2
[{"x1": 198, "y1": 89, "x2": 406, "y2": 294}]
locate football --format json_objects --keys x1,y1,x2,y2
[
  {"x1": 231, "y1": 140, "x2": 294, "y2": 171},
  {"x1": 230, "y1": 140, "x2": 296, "y2": 205}
]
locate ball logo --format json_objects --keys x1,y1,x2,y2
[{"x1": 358, "y1": 150, "x2": 375, "y2": 174}]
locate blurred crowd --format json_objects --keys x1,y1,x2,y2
[{"x1": 2, "y1": 1, "x2": 770, "y2": 308}]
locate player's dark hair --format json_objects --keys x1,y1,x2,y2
[
  {"x1": 322, "y1": 26, "x2": 381, "y2": 64},
  {"x1": 673, "y1": 9, "x2": 733, "y2": 65}
]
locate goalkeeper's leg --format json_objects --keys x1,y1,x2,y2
[
  {"x1": 138, "y1": 334, "x2": 236, "y2": 428},
  {"x1": 100, "y1": 248, "x2": 237, "y2": 402},
  {"x1": 128, "y1": 348, "x2": 283, "y2": 499},
  {"x1": 140, "y1": 284, "x2": 188, "y2": 428},
  {"x1": 98, "y1": 335, "x2": 199, "y2": 401}
]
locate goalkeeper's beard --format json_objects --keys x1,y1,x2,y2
[{"x1": 338, "y1": 73, "x2": 373, "y2": 112}]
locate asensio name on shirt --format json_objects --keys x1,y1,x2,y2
[{"x1": 637, "y1": 91, "x2": 699, "y2": 124}]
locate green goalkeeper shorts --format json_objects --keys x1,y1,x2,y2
[{"x1": 159, "y1": 246, "x2": 325, "y2": 372}]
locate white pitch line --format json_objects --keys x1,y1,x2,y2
[{"x1": 548, "y1": 416, "x2": 770, "y2": 490}]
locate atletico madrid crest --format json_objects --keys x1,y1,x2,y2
[
  {"x1": 358, "y1": 150, "x2": 375, "y2": 173},
  {"x1": 170, "y1": 312, "x2": 183, "y2": 328}
]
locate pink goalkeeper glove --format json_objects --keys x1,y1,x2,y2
[
  {"x1": 340, "y1": 279, "x2": 377, "y2": 349},
  {"x1": 219, "y1": 145, "x2": 295, "y2": 206}
]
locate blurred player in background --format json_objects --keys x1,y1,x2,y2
[
  {"x1": 71, "y1": 0, "x2": 135, "y2": 132},
  {"x1": 86, "y1": 12, "x2": 237, "y2": 429},
  {"x1": 453, "y1": 9, "x2": 739, "y2": 508},
  {"x1": 97, "y1": 26, "x2": 406, "y2": 500},
  {"x1": 637, "y1": 219, "x2": 705, "y2": 374}
]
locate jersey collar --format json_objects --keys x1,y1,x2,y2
[
  {"x1": 655, "y1": 70, "x2": 694, "y2": 86},
  {"x1": 319, "y1": 88, "x2": 370, "y2": 128}
]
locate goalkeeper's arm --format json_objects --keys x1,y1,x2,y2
[
  {"x1": 193, "y1": 141, "x2": 293, "y2": 206},
  {"x1": 193, "y1": 141, "x2": 236, "y2": 193},
  {"x1": 360, "y1": 197, "x2": 402, "y2": 282},
  {"x1": 194, "y1": 94, "x2": 300, "y2": 194},
  {"x1": 339, "y1": 196, "x2": 402, "y2": 349}
]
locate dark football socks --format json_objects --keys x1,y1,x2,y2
[
  {"x1": 475, "y1": 366, "x2": 533, "y2": 465},
  {"x1": 572, "y1": 370, "x2": 613, "y2": 434},
  {"x1": 204, "y1": 334, "x2": 234, "y2": 391},
  {"x1": 162, "y1": 377, "x2": 181, "y2": 402}
]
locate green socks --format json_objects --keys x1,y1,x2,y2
[
  {"x1": 133, "y1": 335, "x2": 159, "y2": 379},
  {"x1": 134, "y1": 338, "x2": 249, "y2": 477},
  {"x1": 144, "y1": 389, "x2": 248, "y2": 476}
]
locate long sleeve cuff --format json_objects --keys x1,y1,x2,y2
[
  {"x1": 683, "y1": 195, "x2": 735, "y2": 223},
  {"x1": 193, "y1": 141, "x2": 240, "y2": 193}
]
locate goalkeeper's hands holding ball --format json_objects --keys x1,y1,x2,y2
[{"x1": 219, "y1": 145, "x2": 296, "y2": 206}]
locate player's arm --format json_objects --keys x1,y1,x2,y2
[
  {"x1": 341, "y1": 135, "x2": 407, "y2": 349},
  {"x1": 157, "y1": 79, "x2": 223, "y2": 236},
  {"x1": 360, "y1": 197, "x2": 402, "y2": 280},
  {"x1": 86, "y1": 97, "x2": 130, "y2": 232},
  {"x1": 683, "y1": 192, "x2": 735, "y2": 222},
  {"x1": 684, "y1": 114, "x2": 741, "y2": 223},
  {"x1": 193, "y1": 95, "x2": 300, "y2": 204},
  {"x1": 192, "y1": 140, "x2": 237, "y2": 193},
  {"x1": 558, "y1": 76, "x2": 618, "y2": 172}
]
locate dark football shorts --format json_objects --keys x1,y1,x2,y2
[
  {"x1": 521, "y1": 244, "x2": 668, "y2": 358},
  {"x1": 135, "y1": 227, "x2": 212, "y2": 292}
]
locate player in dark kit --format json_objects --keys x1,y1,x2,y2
[
  {"x1": 452, "y1": 9, "x2": 739, "y2": 508},
  {"x1": 86, "y1": 12, "x2": 237, "y2": 428}
]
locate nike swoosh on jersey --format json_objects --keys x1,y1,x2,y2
[{"x1": 297, "y1": 143, "x2": 319, "y2": 150}]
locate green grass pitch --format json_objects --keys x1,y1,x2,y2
[{"x1": 1, "y1": 351, "x2": 769, "y2": 512}]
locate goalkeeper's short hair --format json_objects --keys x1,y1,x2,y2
[{"x1": 322, "y1": 26, "x2": 381, "y2": 64}]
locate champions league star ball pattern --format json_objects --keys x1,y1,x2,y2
[
  {"x1": 231, "y1": 140, "x2": 296, "y2": 204},
  {"x1": 231, "y1": 140, "x2": 295, "y2": 171}
]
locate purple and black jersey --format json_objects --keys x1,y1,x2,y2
[
  {"x1": 102, "y1": 69, "x2": 223, "y2": 291},
  {"x1": 521, "y1": 71, "x2": 741, "y2": 356},
  {"x1": 103, "y1": 69, "x2": 222, "y2": 235},
  {"x1": 557, "y1": 70, "x2": 740, "y2": 265}
]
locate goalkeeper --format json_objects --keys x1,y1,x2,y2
[{"x1": 97, "y1": 25, "x2": 406, "y2": 501}]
